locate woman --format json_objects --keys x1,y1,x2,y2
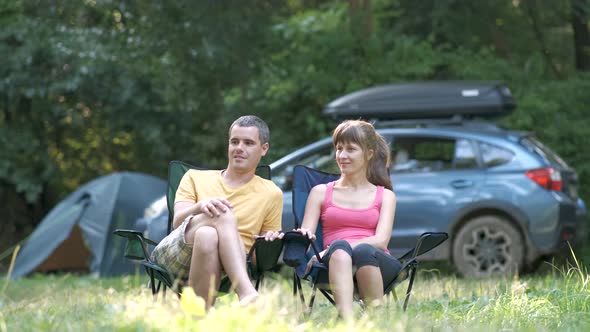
[{"x1": 296, "y1": 119, "x2": 401, "y2": 319}]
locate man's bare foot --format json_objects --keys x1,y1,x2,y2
[{"x1": 239, "y1": 293, "x2": 258, "y2": 307}]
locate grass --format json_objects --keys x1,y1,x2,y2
[{"x1": 1, "y1": 260, "x2": 590, "y2": 332}]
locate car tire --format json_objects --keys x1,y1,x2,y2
[{"x1": 452, "y1": 215, "x2": 524, "y2": 278}]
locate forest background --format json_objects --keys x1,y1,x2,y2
[{"x1": 1, "y1": 0, "x2": 590, "y2": 260}]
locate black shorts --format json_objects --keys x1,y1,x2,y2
[{"x1": 324, "y1": 240, "x2": 402, "y2": 286}]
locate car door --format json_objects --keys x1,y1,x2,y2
[{"x1": 389, "y1": 134, "x2": 485, "y2": 256}]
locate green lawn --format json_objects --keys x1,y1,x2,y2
[{"x1": 2, "y1": 262, "x2": 589, "y2": 332}]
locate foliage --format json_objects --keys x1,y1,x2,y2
[
  {"x1": 1, "y1": 0, "x2": 589, "y2": 252},
  {"x1": 503, "y1": 75, "x2": 590, "y2": 202},
  {"x1": 0, "y1": 0, "x2": 286, "y2": 246}
]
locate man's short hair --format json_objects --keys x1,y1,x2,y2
[{"x1": 229, "y1": 115, "x2": 270, "y2": 144}]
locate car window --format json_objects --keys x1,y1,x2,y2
[
  {"x1": 392, "y1": 137, "x2": 477, "y2": 172},
  {"x1": 454, "y1": 139, "x2": 478, "y2": 169},
  {"x1": 519, "y1": 136, "x2": 569, "y2": 168},
  {"x1": 479, "y1": 142, "x2": 514, "y2": 167},
  {"x1": 272, "y1": 145, "x2": 338, "y2": 191}
]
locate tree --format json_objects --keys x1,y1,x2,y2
[
  {"x1": 349, "y1": 0, "x2": 373, "y2": 41},
  {"x1": 0, "y1": 0, "x2": 286, "y2": 254},
  {"x1": 570, "y1": 0, "x2": 590, "y2": 71},
  {"x1": 2, "y1": 0, "x2": 590, "y2": 260}
]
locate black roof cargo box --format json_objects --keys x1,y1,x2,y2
[{"x1": 322, "y1": 81, "x2": 516, "y2": 121}]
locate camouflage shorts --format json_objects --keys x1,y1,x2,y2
[{"x1": 151, "y1": 217, "x2": 193, "y2": 280}]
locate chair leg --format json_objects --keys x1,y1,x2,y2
[
  {"x1": 255, "y1": 274, "x2": 263, "y2": 290},
  {"x1": 307, "y1": 285, "x2": 335, "y2": 315},
  {"x1": 308, "y1": 284, "x2": 318, "y2": 314},
  {"x1": 147, "y1": 269, "x2": 157, "y2": 297},
  {"x1": 403, "y1": 265, "x2": 417, "y2": 311},
  {"x1": 175, "y1": 282, "x2": 182, "y2": 298},
  {"x1": 296, "y1": 278, "x2": 306, "y2": 309},
  {"x1": 156, "y1": 279, "x2": 161, "y2": 294},
  {"x1": 293, "y1": 272, "x2": 307, "y2": 311},
  {"x1": 319, "y1": 289, "x2": 335, "y2": 306},
  {"x1": 289, "y1": 272, "x2": 309, "y2": 316}
]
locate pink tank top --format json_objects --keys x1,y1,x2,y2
[{"x1": 321, "y1": 181, "x2": 385, "y2": 250}]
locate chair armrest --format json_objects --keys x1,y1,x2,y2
[
  {"x1": 383, "y1": 258, "x2": 418, "y2": 294},
  {"x1": 282, "y1": 231, "x2": 327, "y2": 278},
  {"x1": 113, "y1": 229, "x2": 158, "y2": 260},
  {"x1": 113, "y1": 229, "x2": 158, "y2": 246},
  {"x1": 397, "y1": 232, "x2": 449, "y2": 261},
  {"x1": 248, "y1": 236, "x2": 284, "y2": 274},
  {"x1": 282, "y1": 231, "x2": 310, "y2": 267},
  {"x1": 305, "y1": 260, "x2": 327, "y2": 279},
  {"x1": 141, "y1": 261, "x2": 174, "y2": 288}
]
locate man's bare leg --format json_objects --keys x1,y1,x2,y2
[
  {"x1": 213, "y1": 211, "x2": 258, "y2": 303},
  {"x1": 185, "y1": 211, "x2": 257, "y2": 305},
  {"x1": 187, "y1": 226, "x2": 221, "y2": 310}
]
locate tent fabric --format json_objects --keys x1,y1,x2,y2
[
  {"x1": 35, "y1": 225, "x2": 91, "y2": 272},
  {"x1": 135, "y1": 211, "x2": 168, "y2": 245},
  {"x1": 11, "y1": 172, "x2": 166, "y2": 279}
]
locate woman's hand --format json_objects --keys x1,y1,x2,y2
[
  {"x1": 305, "y1": 249, "x2": 326, "y2": 275},
  {"x1": 294, "y1": 227, "x2": 316, "y2": 241}
]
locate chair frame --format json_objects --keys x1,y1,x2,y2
[
  {"x1": 114, "y1": 160, "x2": 281, "y2": 298},
  {"x1": 286, "y1": 165, "x2": 448, "y2": 313}
]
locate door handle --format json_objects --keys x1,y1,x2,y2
[{"x1": 450, "y1": 179, "x2": 473, "y2": 189}]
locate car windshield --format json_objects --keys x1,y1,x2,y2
[{"x1": 519, "y1": 136, "x2": 569, "y2": 168}]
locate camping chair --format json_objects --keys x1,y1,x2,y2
[
  {"x1": 114, "y1": 160, "x2": 284, "y2": 298},
  {"x1": 282, "y1": 165, "x2": 448, "y2": 313}
]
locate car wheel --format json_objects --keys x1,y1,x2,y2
[{"x1": 452, "y1": 215, "x2": 524, "y2": 278}]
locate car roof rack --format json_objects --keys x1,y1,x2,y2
[{"x1": 371, "y1": 115, "x2": 503, "y2": 131}]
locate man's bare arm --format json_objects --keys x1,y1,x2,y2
[{"x1": 173, "y1": 198, "x2": 232, "y2": 229}]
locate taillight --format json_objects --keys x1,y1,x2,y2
[{"x1": 526, "y1": 167, "x2": 562, "y2": 191}]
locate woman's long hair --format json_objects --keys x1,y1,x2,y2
[{"x1": 332, "y1": 120, "x2": 393, "y2": 190}]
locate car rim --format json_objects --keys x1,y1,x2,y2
[{"x1": 462, "y1": 226, "x2": 513, "y2": 276}]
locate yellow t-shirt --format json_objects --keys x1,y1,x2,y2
[{"x1": 174, "y1": 169, "x2": 283, "y2": 251}]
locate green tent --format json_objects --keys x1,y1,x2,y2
[{"x1": 11, "y1": 172, "x2": 166, "y2": 279}]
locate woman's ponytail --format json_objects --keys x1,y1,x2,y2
[{"x1": 366, "y1": 132, "x2": 393, "y2": 191}]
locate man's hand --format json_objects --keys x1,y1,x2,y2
[
  {"x1": 254, "y1": 231, "x2": 284, "y2": 241},
  {"x1": 197, "y1": 197, "x2": 232, "y2": 218}
]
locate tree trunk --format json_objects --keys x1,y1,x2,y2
[
  {"x1": 349, "y1": 0, "x2": 372, "y2": 41},
  {"x1": 349, "y1": 0, "x2": 360, "y2": 34},
  {"x1": 524, "y1": 0, "x2": 562, "y2": 78},
  {"x1": 362, "y1": 0, "x2": 373, "y2": 41},
  {"x1": 571, "y1": 0, "x2": 590, "y2": 71},
  {"x1": 490, "y1": 25, "x2": 512, "y2": 59}
]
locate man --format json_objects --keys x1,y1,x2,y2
[{"x1": 151, "y1": 115, "x2": 283, "y2": 309}]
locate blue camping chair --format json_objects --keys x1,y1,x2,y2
[
  {"x1": 282, "y1": 165, "x2": 449, "y2": 313},
  {"x1": 114, "y1": 161, "x2": 284, "y2": 298}
]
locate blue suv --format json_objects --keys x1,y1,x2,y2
[{"x1": 270, "y1": 82, "x2": 587, "y2": 277}]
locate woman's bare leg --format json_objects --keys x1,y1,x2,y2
[
  {"x1": 329, "y1": 249, "x2": 354, "y2": 319},
  {"x1": 355, "y1": 265, "x2": 384, "y2": 306}
]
